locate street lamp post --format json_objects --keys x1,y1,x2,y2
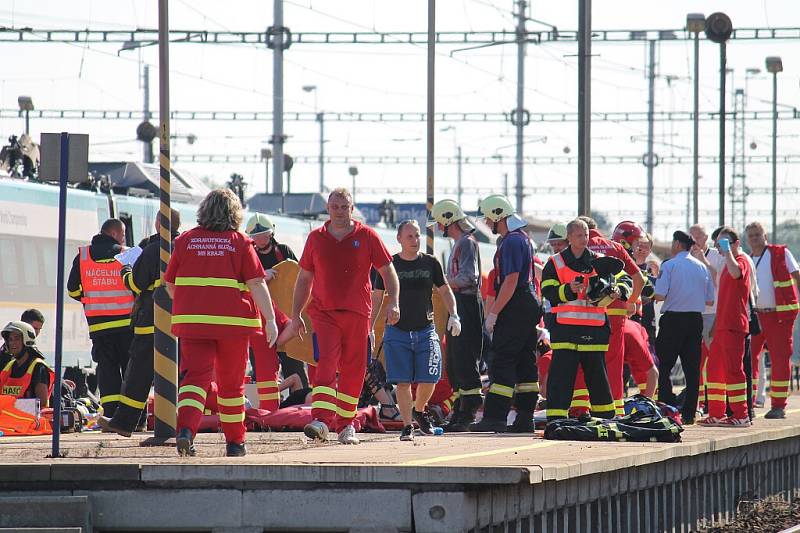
[
  {"x1": 302, "y1": 85, "x2": 325, "y2": 193},
  {"x1": 686, "y1": 13, "x2": 705, "y2": 224},
  {"x1": 766, "y1": 55, "x2": 783, "y2": 240},
  {"x1": 17, "y1": 96, "x2": 34, "y2": 136}
]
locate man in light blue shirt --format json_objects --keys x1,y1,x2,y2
[{"x1": 653, "y1": 230, "x2": 715, "y2": 423}]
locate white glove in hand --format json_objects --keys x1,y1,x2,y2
[
  {"x1": 447, "y1": 315, "x2": 462, "y2": 336},
  {"x1": 369, "y1": 328, "x2": 376, "y2": 351},
  {"x1": 264, "y1": 269, "x2": 278, "y2": 281},
  {"x1": 265, "y1": 319, "x2": 279, "y2": 347},
  {"x1": 484, "y1": 312, "x2": 498, "y2": 334}
]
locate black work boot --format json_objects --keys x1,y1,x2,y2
[
  {"x1": 226, "y1": 442, "x2": 247, "y2": 457},
  {"x1": 176, "y1": 428, "x2": 196, "y2": 457},
  {"x1": 413, "y1": 408, "x2": 436, "y2": 435},
  {"x1": 507, "y1": 411, "x2": 535, "y2": 433},
  {"x1": 97, "y1": 416, "x2": 132, "y2": 438},
  {"x1": 444, "y1": 395, "x2": 482, "y2": 432},
  {"x1": 469, "y1": 417, "x2": 508, "y2": 433}
]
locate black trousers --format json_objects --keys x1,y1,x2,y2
[
  {"x1": 483, "y1": 289, "x2": 540, "y2": 420},
  {"x1": 446, "y1": 292, "x2": 484, "y2": 405},
  {"x1": 91, "y1": 329, "x2": 134, "y2": 418},
  {"x1": 547, "y1": 348, "x2": 614, "y2": 420},
  {"x1": 112, "y1": 333, "x2": 153, "y2": 430},
  {"x1": 656, "y1": 311, "x2": 703, "y2": 422}
]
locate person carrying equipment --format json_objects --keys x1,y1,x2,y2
[
  {"x1": 541, "y1": 218, "x2": 628, "y2": 422},
  {"x1": 165, "y1": 189, "x2": 279, "y2": 457},
  {"x1": 428, "y1": 199, "x2": 484, "y2": 432},
  {"x1": 285, "y1": 188, "x2": 400, "y2": 445},
  {"x1": 67, "y1": 218, "x2": 135, "y2": 418},
  {"x1": 469, "y1": 195, "x2": 542, "y2": 433},
  {"x1": 371, "y1": 219, "x2": 461, "y2": 441},
  {"x1": 0, "y1": 321, "x2": 54, "y2": 406},
  {"x1": 97, "y1": 209, "x2": 181, "y2": 437},
  {"x1": 245, "y1": 212, "x2": 307, "y2": 409}
]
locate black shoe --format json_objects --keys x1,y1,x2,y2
[
  {"x1": 97, "y1": 416, "x2": 132, "y2": 438},
  {"x1": 764, "y1": 407, "x2": 786, "y2": 419},
  {"x1": 176, "y1": 428, "x2": 196, "y2": 457},
  {"x1": 413, "y1": 408, "x2": 435, "y2": 435},
  {"x1": 507, "y1": 413, "x2": 535, "y2": 433},
  {"x1": 469, "y1": 417, "x2": 508, "y2": 433},
  {"x1": 400, "y1": 425, "x2": 414, "y2": 442},
  {"x1": 226, "y1": 442, "x2": 247, "y2": 457}
]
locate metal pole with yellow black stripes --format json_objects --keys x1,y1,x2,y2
[{"x1": 152, "y1": 0, "x2": 178, "y2": 441}]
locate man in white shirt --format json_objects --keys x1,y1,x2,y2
[{"x1": 745, "y1": 221, "x2": 800, "y2": 419}]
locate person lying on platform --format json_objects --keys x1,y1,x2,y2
[{"x1": 0, "y1": 321, "x2": 54, "y2": 407}]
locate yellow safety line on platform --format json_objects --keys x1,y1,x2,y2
[{"x1": 401, "y1": 440, "x2": 559, "y2": 466}]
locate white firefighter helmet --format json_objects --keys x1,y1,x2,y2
[
  {"x1": 427, "y1": 199, "x2": 473, "y2": 229},
  {"x1": 479, "y1": 194, "x2": 528, "y2": 231},
  {"x1": 2, "y1": 321, "x2": 36, "y2": 347},
  {"x1": 245, "y1": 213, "x2": 275, "y2": 237}
]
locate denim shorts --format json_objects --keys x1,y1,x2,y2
[{"x1": 383, "y1": 323, "x2": 442, "y2": 384}]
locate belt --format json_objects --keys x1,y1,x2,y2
[{"x1": 755, "y1": 308, "x2": 776, "y2": 313}]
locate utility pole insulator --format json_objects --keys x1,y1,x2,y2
[{"x1": 266, "y1": 26, "x2": 292, "y2": 49}]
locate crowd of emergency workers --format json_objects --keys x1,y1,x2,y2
[{"x1": 1, "y1": 186, "x2": 798, "y2": 456}]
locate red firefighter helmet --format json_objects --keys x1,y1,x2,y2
[{"x1": 612, "y1": 221, "x2": 644, "y2": 252}]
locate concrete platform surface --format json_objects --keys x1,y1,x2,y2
[{"x1": 1, "y1": 405, "x2": 799, "y2": 486}]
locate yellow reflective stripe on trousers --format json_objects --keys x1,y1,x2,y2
[
  {"x1": 217, "y1": 395, "x2": 246, "y2": 407},
  {"x1": 591, "y1": 402, "x2": 615, "y2": 412},
  {"x1": 488, "y1": 383, "x2": 514, "y2": 398},
  {"x1": 774, "y1": 279, "x2": 795, "y2": 288},
  {"x1": 172, "y1": 314, "x2": 261, "y2": 328},
  {"x1": 707, "y1": 394, "x2": 726, "y2": 401},
  {"x1": 179, "y1": 385, "x2": 208, "y2": 399},
  {"x1": 551, "y1": 342, "x2": 609, "y2": 352},
  {"x1": 336, "y1": 406, "x2": 358, "y2": 418},
  {"x1": 729, "y1": 394, "x2": 748, "y2": 403},
  {"x1": 177, "y1": 398, "x2": 205, "y2": 412},
  {"x1": 257, "y1": 380, "x2": 278, "y2": 388},
  {"x1": 459, "y1": 388, "x2": 482, "y2": 396},
  {"x1": 771, "y1": 380, "x2": 791, "y2": 387},
  {"x1": 100, "y1": 394, "x2": 121, "y2": 404},
  {"x1": 572, "y1": 388, "x2": 589, "y2": 397},
  {"x1": 259, "y1": 392, "x2": 281, "y2": 400},
  {"x1": 547, "y1": 408, "x2": 569, "y2": 417},
  {"x1": 219, "y1": 412, "x2": 246, "y2": 423},
  {"x1": 174, "y1": 276, "x2": 246, "y2": 290},
  {"x1": 771, "y1": 391, "x2": 790, "y2": 398},
  {"x1": 312, "y1": 400, "x2": 338, "y2": 412},
  {"x1": 514, "y1": 382, "x2": 540, "y2": 393},
  {"x1": 313, "y1": 386, "x2": 337, "y2": 398},
  {"x1": 705, "y1": 382, "x2": 727, "y2": 390},
  {"x1": 119, "y1": 395, "x2": 146, "y2": 409},
  {"x1": 134, "y1": 326, "x2": 155, "y2": 335},
  {"x1": 728, "y1": 382, "x2": 747, "y2": 391},
  {"x1": 570, "y1": 400, "x2": 591, "y2": 408},
  {"x1": 337, "y1": 391, "x2": 359, "y2": 405},
  {"x1": 776, "y1": 303, "x2": 800, "y2": 312},
  {"x1": 89, "y1": 319, "x2": 131, "y2": 332}
]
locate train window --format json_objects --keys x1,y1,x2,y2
[
  {"x1": 0, "y1": 238, "x2": 19, "y2": 286},
  {"x1": 119, "y1": 213, "x2": 135, "y2": 247},
  {"x1": 21, "y1": 241, "x2": 39, "y2": 286},
  {"x1": 41, "y1": 241, "x2": 57, "y2": 287}
]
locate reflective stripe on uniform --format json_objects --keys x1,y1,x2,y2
[
  {"x1": 777, "y1": 303, "x2": 800, "y2": 312},
  {"x1": 179, "y1": 385, "x2": 208, "y2": 399},
  {"x1": 177, "y1": 398, "x2": 205, "y2": 412},
  {"x1": 88, "y1": 318, "x2": 131, "y2": 332},
  {"x1": 84, "y1": 302, "x2": 135, "y2": 312},
  {"x1": 459, "y1": 388, "x2": 482, "y2": 396},
  {"x1": 219, "y1": 412, "x2": 246, "y2": 423},
  {"x1": 134, "y1": 326, "x2": 155, "y2": 335},
  {"x1": 514, "y1": 382, "x2": 540, "y2": 393},
  {"x1": 119, "y1": 395, "x2": 146, "y2": 409},
  {"x1": 336, "y1": 405, "x2": 358, "y2": 418},
  {"x1": 68, "y1": 288, "x2": 83, "y2": 297},
  {"x1": 606, "y1": 308, "x2": 628, "y2": 316},
  {"x1": 547, "y1": 408, "x2": 569, "y2": 417},
  {"x1": 771, "y1": 380, "x2": 791, "y2": 387},
  {"x1": 100, "y1": 394, "x2": 121, "y2": 404},
  {"x1": 312, "y1": 400, "x2": 337, "y2": 412},
  {"x1": 337, "y1": 391, "x2": 359, "y2": 405},
  {"x1": 84, "y1": 290, "x2": 132, "y2": 298},
  {"x1": 257, "y1": 380, "x2": 278, "y2": 388},
  {"x1": 172, "y1": 314, "x2": 261, "y2": 328},
  {"x1": 174, "y1": 276, "x2": 247, "y2": 291},
  {"x1": 551, "y1": 342, "x2": 609, "y2": 352},
  {"x1": 541, "y1": 279, "x2": 560, "y2": 288},
  {"x1": 488, "y1": 383, "x2": 514, "y2": 398},
  {"x1": 217, "y1": 395, "x2": 246, "y2": 407},
  {"x1": 591, "y1": 402, "x2": 615, "y2": 412},
  {"x1": 259, "y1": 392, "x2": 281, "y2": 400},
  {"x1": 774, "y1": 279, "x2": 795, "y2": 288},
  {"x1": 313, "y1": 385, "x2": 337, "y2": 397}
]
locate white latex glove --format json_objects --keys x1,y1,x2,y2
[
  {"x1": 369, "y1": 328, "x2": 375, "y2": 351},
  {"x1": 264, "y1": 318, "x2": 279, "y2": 347},
  {"x1": 264, "y1": 269, "x2": 278, "y2": 281},
  {"x1": 484, "y1": 312, "x2": 498, "y2": 334},
  {"x1": 536, "y1": 326, "x2": 550, "y2": 344},
  {"x1": 447, "y1": 315, "x2": 462, "y2": 336}
]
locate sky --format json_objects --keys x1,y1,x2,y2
[{"x1": 1, "y1": 0, "x2": 799, "y2": 241}]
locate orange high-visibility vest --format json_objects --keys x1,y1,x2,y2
[
  {"x1": 78, "y1": 245, "x2": 134, "y2": 318},
  {"x1": 550, "y1": 253, "x2": 607, "y2": 327},
  {"x1": 0, "y1": 357, "x2": 55, "y2": 402},
  {"x1": 0, "y1": 395, "x2": 52, "y2": 435}
]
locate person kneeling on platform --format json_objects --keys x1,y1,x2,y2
[
  {"x1": 541, "y1": 219, "x2": 631, "y2": 422},
  {"x1": 0, "y1": 321, "x2": 54, "y2": 407},
  {"x1": 470, "y1": 195, "x2": 543, "y2": 433}
]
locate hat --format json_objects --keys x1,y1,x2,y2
[
  {"x1": 546, "y1": 222, "x2": 568, "y2": 242},
  {"x1": 672, "y1": 230, "x2": 695, "y2": 247}
]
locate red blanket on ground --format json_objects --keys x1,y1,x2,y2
[{"x1": 197, "y1": 405, "x2": 386, "y2": 433}]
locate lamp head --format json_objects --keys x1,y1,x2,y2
[
  {"x1": 686, "y1": 13, "x2": 706, "y2": 33},
  {"x1": 766, "y1": 56, "x2": 784, "y2": 74},
  {"x1": 17, "y1": 96, "x2": 33, "y2": 112},
  {"x1": 704, "y1": 12, "x2": 733, "y2": 44}
]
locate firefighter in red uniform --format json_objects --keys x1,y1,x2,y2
[
  {"x1": 541, "y1": 219, "x2": 620, "y2": 421},
  {"x1": 745, "y1": 221, "x2": 800, "y2": 419},
  {"x1": 580, "y1": 216, "x2": 644, "y2": 415},
  {"x1": 165, "y1": 189, "x2": 279, "y2": 457},
  {"x1": 285, "y1": 188, "x2": 400, "y2": 445},
  {"x1": 67, "y1": 218, "x2": 135, "y2": 418},
  {"x1": 0, "y1": 322, "x2": 54, "y2": 405}
]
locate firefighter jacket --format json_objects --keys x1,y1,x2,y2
[
  {"x1": 541, "y1": 247, "x2": 630, "y2": 351},
  {"x1": 67, "y1": 233, "x2": 134, "y2": 338},
  {"x1": 766, "y1": 244, "x2": 799, "y2": 315},
  {"x1": 121, "y1": 233, "x2": 175, "y2": 336},
  {"x1": 587, "y1": 229, "x2": 642, "y2": 317}
]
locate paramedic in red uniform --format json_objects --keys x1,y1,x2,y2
[
  {"x1": 286, "y1": 188, "x2": 400, "y2": 445},
  {"x1": 580, "y1": 216, "x2": 644, "y2": 415},
  {"x1": 745, "y1": 221, "x2": 800, "y2": 419},
  {"x1": 699, "y1": 227, "x2": 753, "y2": 427},
  {"x1": 165, "y1": 189, "x2": 279, "y2": 457}
]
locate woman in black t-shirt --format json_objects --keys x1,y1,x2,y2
[{"x1": 371, "y1": 220, "x2": 461, "y2": 441}]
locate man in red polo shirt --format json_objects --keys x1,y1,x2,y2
[{"x1": 286, "y1": 188, "x2": 400, "y2": 444}]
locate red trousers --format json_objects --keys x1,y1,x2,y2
[
  {"x1": 250, "y1": 316, "x2": 281, "y2": 411},
  {"x1": 751, "y1": 311, "x2": 797, "y2": 409},
  {"x1": 177, "y1": 336, "x2": 249, "y2": 444},
  {"x1": 624, "y1": 319, "x2": 655, "y2": 393},
  {"x1": 309, "y1": 309, "x2": 369, "y2": 432},
  {"x1": 706, "y1": 328, "x2": 748, "y2": 419},
  {"x1": 537, "y1": 350, "x2": 552, "y2": 397}
]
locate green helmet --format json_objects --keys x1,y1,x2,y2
[
  {"x1": 2, "y1": 321, "x2": 36, "y2": 347},
  {"x1": 479, "y1": 194, "x2": 527, "y2": 231},
  {"x1": 547, "y1": 223, "x2": 568, "y2": 242},
  {"x1": 428, "y1": 199, "x2": 468, "y2": 228},
  {"x1": 245, "y1": 213, "x2": 275, "y2": 237}
]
